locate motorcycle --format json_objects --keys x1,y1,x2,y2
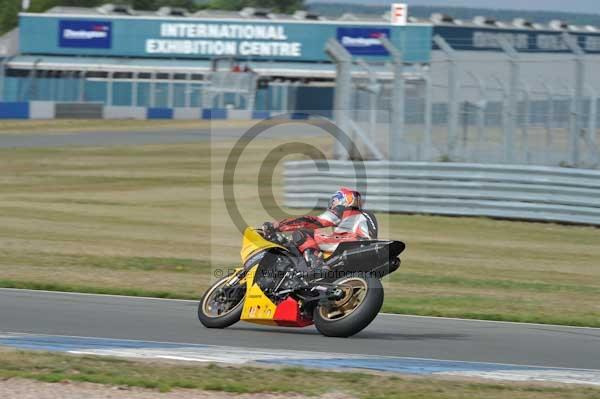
[{"x1": 198, "y1": 218, "x2": 405, "y2": 337}]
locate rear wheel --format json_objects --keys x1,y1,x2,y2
[
  {"x1": 313, "y1": 274, "x2": 383, "y2": 337},
  {"x1": 198, "y1": 275, "x2": 245, "y2": 329}
]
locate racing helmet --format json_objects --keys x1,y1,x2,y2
[{"x1": 328, "y1": 187, "x2": 362, "y2": 211}]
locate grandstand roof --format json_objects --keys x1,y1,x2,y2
[
  {"x1": 6, "y1": 55, "x2": 414, "y2": 80},
  {"x1": 40, "y1": 5, "x2": 597, "y2": 32}
]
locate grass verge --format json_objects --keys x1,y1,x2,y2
[
  {"x1": 0, "y1": 138, "x2": 599, "y2": 327},
  {"x1": 0, "y1": 119, "x2": 257, "y2": 134},
  {"x1": 0, "y1": 349, "x2": 598, "y2": 399}
]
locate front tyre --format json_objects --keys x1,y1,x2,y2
[
  {"x1": 314, "y1": 274, "x2": 383, "y2": 337},
  {"x1": 198, "y1": 275, "x2": 245, "y2": 329}
]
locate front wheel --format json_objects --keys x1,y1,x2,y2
[
  {"x1": 314, "y1": 274, "x2": 383, "y2": 337},
  {"x1": 198, "y1": 275, "x2": 245, "y2": 329}
]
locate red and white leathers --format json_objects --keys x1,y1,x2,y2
[{"x1": 276, "y1": 206, "x2": 374, "y2": 255}]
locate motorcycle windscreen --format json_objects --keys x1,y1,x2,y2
[{"x1": 240, "y1": 227, "x2": 285, "y2": 265}]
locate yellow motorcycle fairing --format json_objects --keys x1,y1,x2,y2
[
  {"x1": 240, "y1": 264, "x2": 279, "y2": 325},
  {"x1": 240, "y1": 227, "x2": 284, "y2": 325},
  {"x1": 238, "y1": 227, "x2": 312, "y2": 327}
]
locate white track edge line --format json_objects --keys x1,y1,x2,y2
[{"x1": 1, "y1": 330, "x2": 600, "y2": 373}]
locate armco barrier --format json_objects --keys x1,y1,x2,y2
[
  {"x1": 0, "y1": 103, "x2": 334, "y2": 121},
  {"x1": 104, "y1": 106, "x2": 146, "y2": 120},
  {"x1": 55, "y1": 103, "x2": 103, "y2": 119},
  {"x1": 284, "y1": 161, "x2": 600, "y2": 226},
  {"x1": 0, "y1": 102, "x2": 275, "y2": 120}
]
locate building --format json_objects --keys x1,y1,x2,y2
[{"x1": 0, "y1": 5, "x2": 598, "y2": 119}]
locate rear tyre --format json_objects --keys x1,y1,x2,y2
[
  {"x1": 313, "y1": 274, "x2": 383, "y2": 337},
  {"x1": 198, "y1": 275, "x2": 245, "y2": 329}
]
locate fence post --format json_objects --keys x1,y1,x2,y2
[
  {"x1": 281, "y1": 81, "x2": 289, "y2": 113},
  {"x1": 563, "y1": 33, "x2": 585, "y2": 167},
  {"x1": 433, "y1": 35, "x2": 459, "y2": 160},
  {"x1": 0, "y1": 58, "x2": 6, "y2": 101},
  {"x1": 326, "y1": 38, "x2": 353, "y2": 160},
  {"x1": 423, "y1": 65, "x2": 433, "y2": 161},
  {"x1": 150, "y1": 71, "x2": 156, "y2": 108},
  {"x1": 490, "y1": 75, "x2": 509, "y2": 163},
  {"x1": 167, "y1": 72, "x2": 174, "y2": 108},
  {"x1": 588, "y1": 86, "x2": 598, "y2": 146},
  {"x1": 24, "y1": 58, "x2": 41, "y2": 102},
  {"x1": 58, "y1": 71, "x2": 68, "y2": 102},
  {"x1": 356, "y1": 58, "x2": 379, "y2": 148},
  {"x1": 520, "y1": 81, "x2": 531, "y2": 163},
  {"x1": 468, "y1": 71, "x2": 486, "y2": 163},
  {"x1": 184, "y1": 73, "x2": 191, "y2": 108},
  {"x1": 106, "y1": 71, "x2": 113, "y2": 106},
  {"x1": 380, "y1": 37, "x2": 404, "y2": 161},
  {"x1": 496, "y1": 37, "x2": 519, "y2": 164},
  {"x1": 78, "y1": 70, "x2": 86, "y2": 102},
  {"x1": 131, "y1": 72, "x2": 138, "y2": 107},
  {"x1": 541, "y1": 82, "x2": 555, "y2": 165}
]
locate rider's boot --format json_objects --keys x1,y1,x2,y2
[{"x1": 304, "y1": 249, "x2": 330, "y2": 278}]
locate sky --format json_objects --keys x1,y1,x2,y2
[{"x1": 307, "y1": 0, "x2": 600, "y2": 14}]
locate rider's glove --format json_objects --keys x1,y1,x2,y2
[{"x1": 262, "y1": 222, "x2": 277, "y2": 240}]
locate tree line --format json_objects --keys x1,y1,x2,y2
[{"x1": 0, "y1": 0, "x2": 304, "y2": 34}]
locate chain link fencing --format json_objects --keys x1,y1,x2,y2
[{"x1": 331, "y1": 34, "x2": 600, "y2": 170}]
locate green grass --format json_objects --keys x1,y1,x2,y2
[
  {"x1": 0, "y1": 119, "x2": 258, "y2": 134},
  {"x1": 0, "y1": 349, "x2": 598, "y2": 399},
  {"x1": 0, "y1": 139, "x2": 599, "y2": 326}
]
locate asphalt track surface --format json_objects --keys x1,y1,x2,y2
[
  {"x1": 0, "y1": 124, "x2": 324, "y2": 148},
  {"x1": 1, "y1": 289, "x2": 599, "y2": 370}
]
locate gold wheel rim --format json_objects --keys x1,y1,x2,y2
[
  {"x1": 318, "y1": 277, "x2": 368, "y2": 321},
  {"x1": 201, "y1": 276, "x2": 243, "y2": 318}
]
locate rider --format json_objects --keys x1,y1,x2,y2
[{"x1": 264, "y1": 188, "x2": 376, "y2": 273}]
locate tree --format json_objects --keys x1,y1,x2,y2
[
  {"x1": 0, "y1": 0, "x2": 20, "y2": 34},
  {"x1": 164, "y1": 0, "x2": 195, "y2": 9},
  {"x1": 208, "y1": 0, "x2": 303, "y2": 13},
  {"x1": 131, "y1": 0, "x2": 156, "y2": 10}
]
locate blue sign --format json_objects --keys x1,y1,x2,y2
[
  {"x1": 58, "y1": 20, "x2": 112, "y2": 49},
  {"x1": 337, "y1": 27, "x2": 390, "y2": 56}
]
